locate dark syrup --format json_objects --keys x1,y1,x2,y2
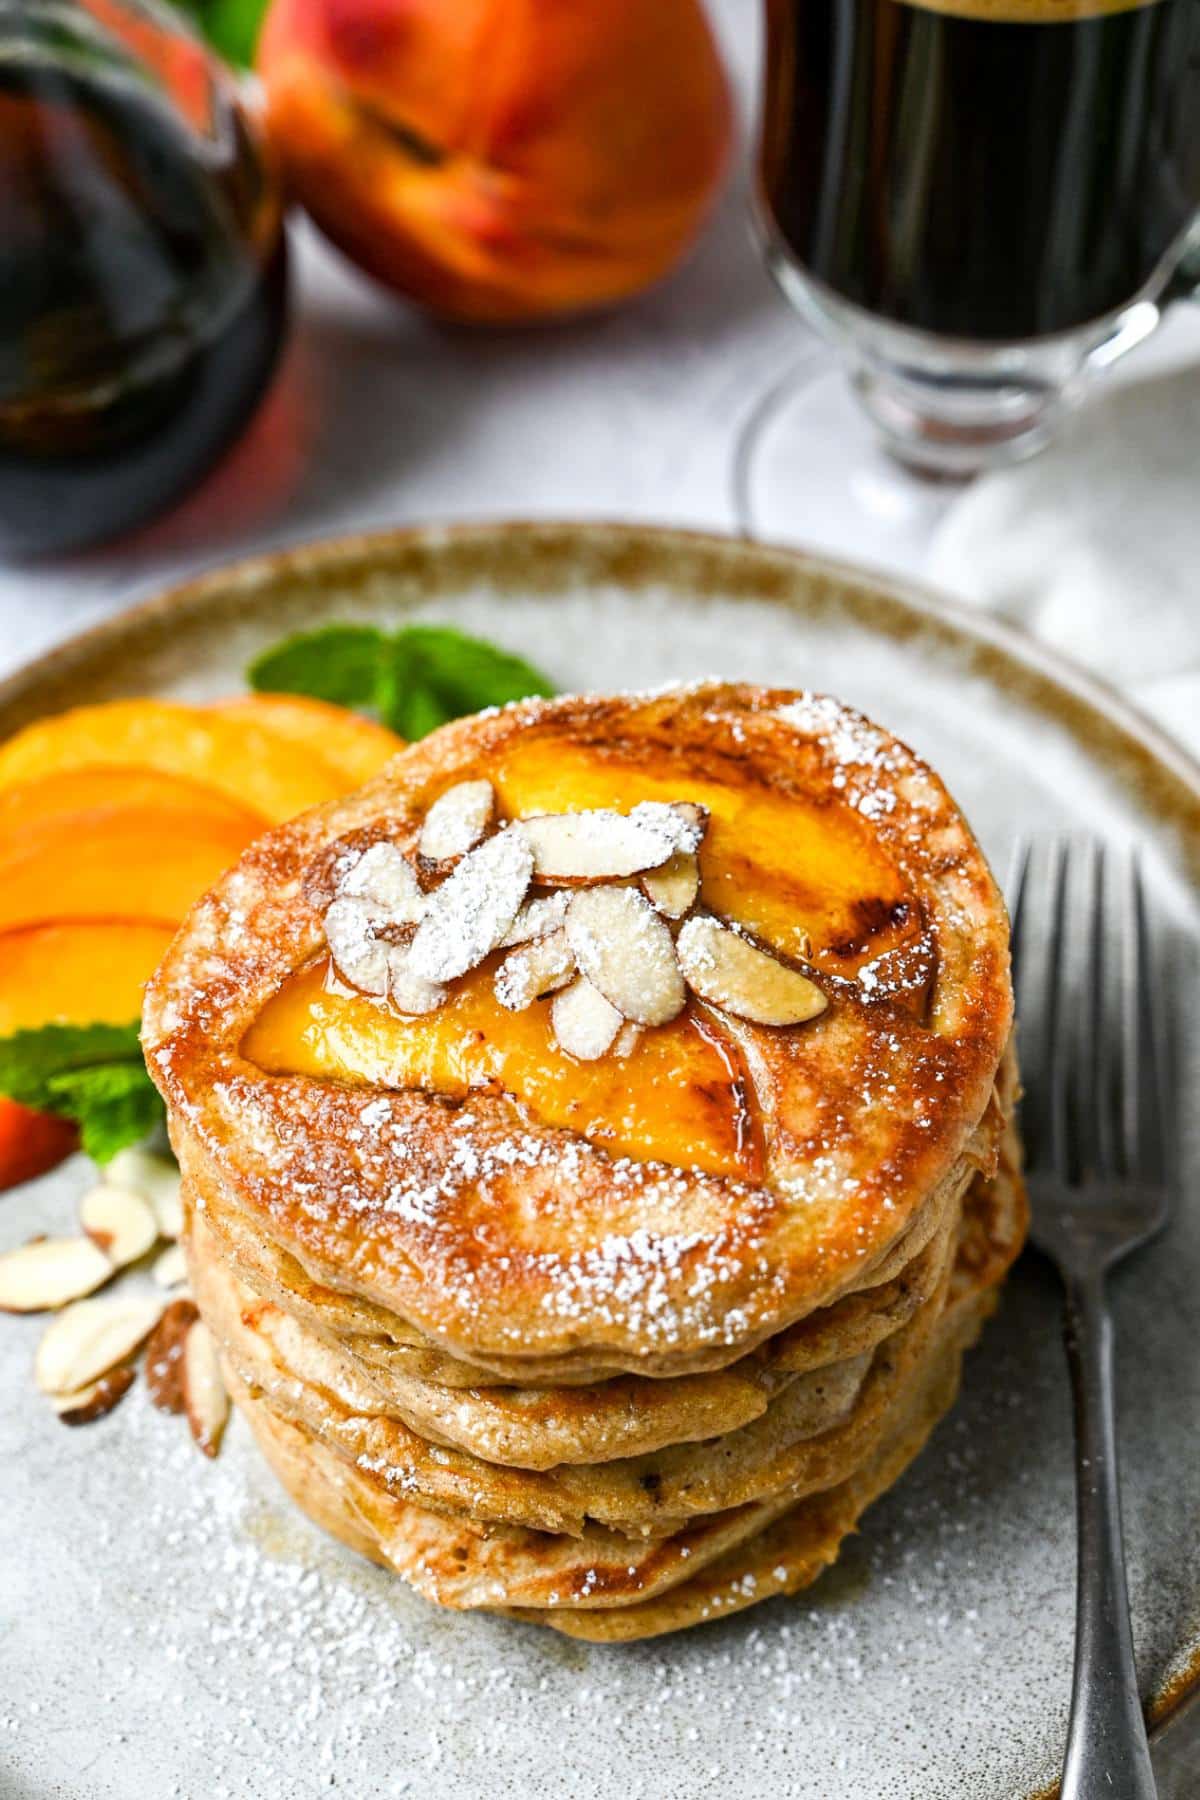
[{"x1": 0, "y1": 5, "x2": 288, "y2": 557}]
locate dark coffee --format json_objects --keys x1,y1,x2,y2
[{"x1": 761, "y1": 0, "x2": 1200, "y2": 342}]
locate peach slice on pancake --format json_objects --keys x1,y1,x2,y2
[
  {"x1": 490, "y1": 734, "x2": 933, "y2": 1006},
  {"x1": 244, "y1": 956, "x2": 761, "y2": 1182}
]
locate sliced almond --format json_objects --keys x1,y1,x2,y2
[
  {"x1": 418, "y1": 780, "x2": 495, "y2": 862},
  {"x1": 676, "y1": 916, "x2": 828, "y2": 1027},
  {"x1": 564, "y1": 886, "x2": 685, "y2": 1026},
  {"x1": 80, "y1": 1184, "x2": 157, "y2": 1269},
  {"x1": 0, "y1": 1236, "x2": 112, "y2": 1314},
  {"x1": 630, "y1": 800, "x2": 707, "y2": 855},
  {"x1": 494, "y1": 930, "x2": 576, "y2": 1012},
  {"x1": 183, "y1": 1319, "x2": 229, "y2": 1457},
  {"x1": 408, "y1": 827, "x2": 532, "y2": 982},
  {"x1": 641, "y1": 850, "x2": 700, "y2": 919},
  {"x1": 386, "y1": 944, "x2": 447, "y2": 1016},
  {"x1": 499, "y1": 891, "x2": 571, "y2": 948},
  {"x1": 144, "y1": 1297, "x2": 199, "y2": 1414},
  {"x1": 53, "y1": 1366, "x2": 136, "y2": 1426},
  {"x1": 324, "y1": 895, "x2": 391, "y2": 996},
  {"x1": 35, "y1": 1293, "x2": 163, "y2": 1396},
  {"x1": 520, "y1": 806, "x2": 698, "y2": 883},
  {"x1": 613, "y1": 1022, "x2": 643, "y2": 1059},
  {"x1": 152, "y1": 1243, "x2": 188, "y2": 1290},
  {"x1": 338, "y1": 840, "x2": 425, "y2": 924},
  {"x1": 105, "y1": 1149, "x2": 182, "y2": 1239},
  {"x1": 551, "y1": 977, "x2": 624, "y2": 1062}
]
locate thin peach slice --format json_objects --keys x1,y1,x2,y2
[
  {"x1": 0, "y1": 920, "x2": 174, "y2": 1036},
  {"x1": 491, "y1": 735, "x2": 931, "y2": 994},
  {"x1": 0, "y1": 767, "x2": 265, "y2": 840},
  {"x1": 211, "y1": 695, "x2": 404, "y2": 789},
  {"x1": 0, "y1": 805, "x2": 257, "y2": 935},
  {"x1": 243, "y1": 956, "x2": 761, "y2": 1182},
  {"x1": 0, "y1": 700, "x2": 345, "y2": 823}
]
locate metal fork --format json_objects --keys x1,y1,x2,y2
[{"x1": 1009, "y1": 839, "x2": 1172, "y2": 1800}]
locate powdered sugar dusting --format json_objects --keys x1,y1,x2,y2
[{"x1": 409, "y1": 829, "x2": 533, "y2": 982}]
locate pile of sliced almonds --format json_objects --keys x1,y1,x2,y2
[
  {"x1": 0, "y1": 1146, "x2": 227, "y2": 1454},
  {"x1": 324, "y1": 782, "x2": 829, "y2": 1062}
]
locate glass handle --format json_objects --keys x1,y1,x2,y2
[{"x1": 1163, "y1": 229, "x2": 1200, "y2": 306}]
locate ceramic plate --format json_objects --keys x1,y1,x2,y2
[{"x1": 1, "y1": 523, "x2": 1197, "y2": 1800}]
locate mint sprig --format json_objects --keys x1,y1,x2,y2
[
  {"x1": 172, "y1": 0, "x2": 267, "y2": 68},
  {"x1": 0, "y1": 1023, "x2": 164, "y2": 1164},
  {"x1": 248, "y1": 625, "x2": 556, "y2": 741}
]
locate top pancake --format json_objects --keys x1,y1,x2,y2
[{"x1": 143, "y1": 682, "x2": 1012, "y2": 1373}]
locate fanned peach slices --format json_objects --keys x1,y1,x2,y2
[{"x1": 0, "y1": 693, "x2": 404, "y2": 1185}]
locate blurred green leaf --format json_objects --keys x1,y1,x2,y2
[
  {"x1": 171, "y1": 0, "x2": 268, "y2": 68},
  {"x1": 46, "y1": 1063, "x2": 165, "y2": 1164},
  {"x1": 0, "y1": 1022, "x2": 164, "y2": 1164},
  {"x1": 249, "y1": 623, "x2": 556, "y2": 738}
]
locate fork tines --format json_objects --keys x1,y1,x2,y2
[{"x1": 1007, "y1": 839, "x2": 1169, "y2": 1193}]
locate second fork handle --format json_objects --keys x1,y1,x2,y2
[{"x1": 1059, "y1": 1267, "x2": 1157, "y2": 1800}]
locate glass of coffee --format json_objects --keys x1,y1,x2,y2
[{"x1": 741, "y1": 0, "x2": 1200, "y2": 522}]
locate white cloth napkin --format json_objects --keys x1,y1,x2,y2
[{"x1": 926, "y1": 307, "x2": 1200, "y2": 761}]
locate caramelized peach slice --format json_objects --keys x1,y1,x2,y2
[
  {"x1": 491, "y1": 737, "x2": 928, "y2": 986},
  {"x1": 0, "y1": 920, "x2": 174, "y2": 1035},
  {"x1": 243, "y1": 957, "x2": 760, "y2": 1181},
  {"x1": 211, "y1": 695, "x2": 404, "y2": 789},
  {"x1": 0, "y1": 805, "x2": 259, "y2": 935},
  {"x1": 0, "y1": 767, "x2": 264, "y2": 839},
  {"x1": 0, "y1": 700, "x2": 345, "y2": 823}
]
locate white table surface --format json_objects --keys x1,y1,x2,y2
[
  {"x1": 4, "y1": 0, "x2": 1200, "y2": 694},
  {"x1": 2, "y1": 1, "x2": 1199, "y2": 1791}
]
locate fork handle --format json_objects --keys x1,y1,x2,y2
[{"x1": 1059, "y1": 1267, "x2": 1157, "y2": 1800}]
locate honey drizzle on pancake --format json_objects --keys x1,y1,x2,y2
[{"x1": 243, "y1": 955, "x2": 765, "y2": 1182}]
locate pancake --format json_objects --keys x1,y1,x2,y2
[
  {"x1": 519, "y1": 1159, "x2": 1027, "y2": 1641},
  {"x1": 191, "y1": 1196, "x2": 953, "y2": 1468},
  {"x1": 147, "y1": 681, "x2": 1023, "y2": 1637},
  {"x1": 180, "y1": 1094, "x2": 987, "y2": 1390},
  {"x1": 231, "y1": 1199, "x2": 1012, "y2": 1635},
  {"x1": 190, "y1": 1209, "x2": 905, "y2": 1470},
  {"x1": 510, "y1": 1295, "x2": 986, "y2": 1641},
  {"x1": 192, "y1": 1124, "x2": 1024, "y2": 1550},
  {"x1": 144, "y1": 683, "x2": 1014, "y2": 1377},
  {"x1": 195, "y1": 1215, "x2": 925, "y2": 1538}
]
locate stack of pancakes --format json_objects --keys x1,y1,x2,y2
[{"x1": 144, "y1": 683, "x2": 1025, "y2": 1640}]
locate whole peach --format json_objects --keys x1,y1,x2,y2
[{"x1": 256, "y1": 0, "x2": 733, "y2": 322}]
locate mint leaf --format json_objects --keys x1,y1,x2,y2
[
  {"x1": 248, "y1": 623, "x2": 556, "y2": 739},
  {"x1": 248, "y1": 626, "x2": 391, "y2": 717},
  {"x1": 0, "y1": 1023, "x2": 163, "y2": 1165},
  {"x1": 45, "y1": 1065, "x2": 164, "y2": 1165},
  {"x1": 0, "y1": 1023, "x2": 142, "y2": 1108},
  {"x1": 171, "y1": 0, "x2": 268, "y2": 67},
  {"x1": 404, "y1": 626, "x2": 557, "y2": 720},
  {"x1": 388, "y1": 675, "x2": 451, "y2": 743}
]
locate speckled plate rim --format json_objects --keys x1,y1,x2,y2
[
  {"x1": 3, "y1": 521, "x2": 1199, "y2": 875},
  {"x1": 2, "y1": 517, "x2": 1198, "y2": 1779}
]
